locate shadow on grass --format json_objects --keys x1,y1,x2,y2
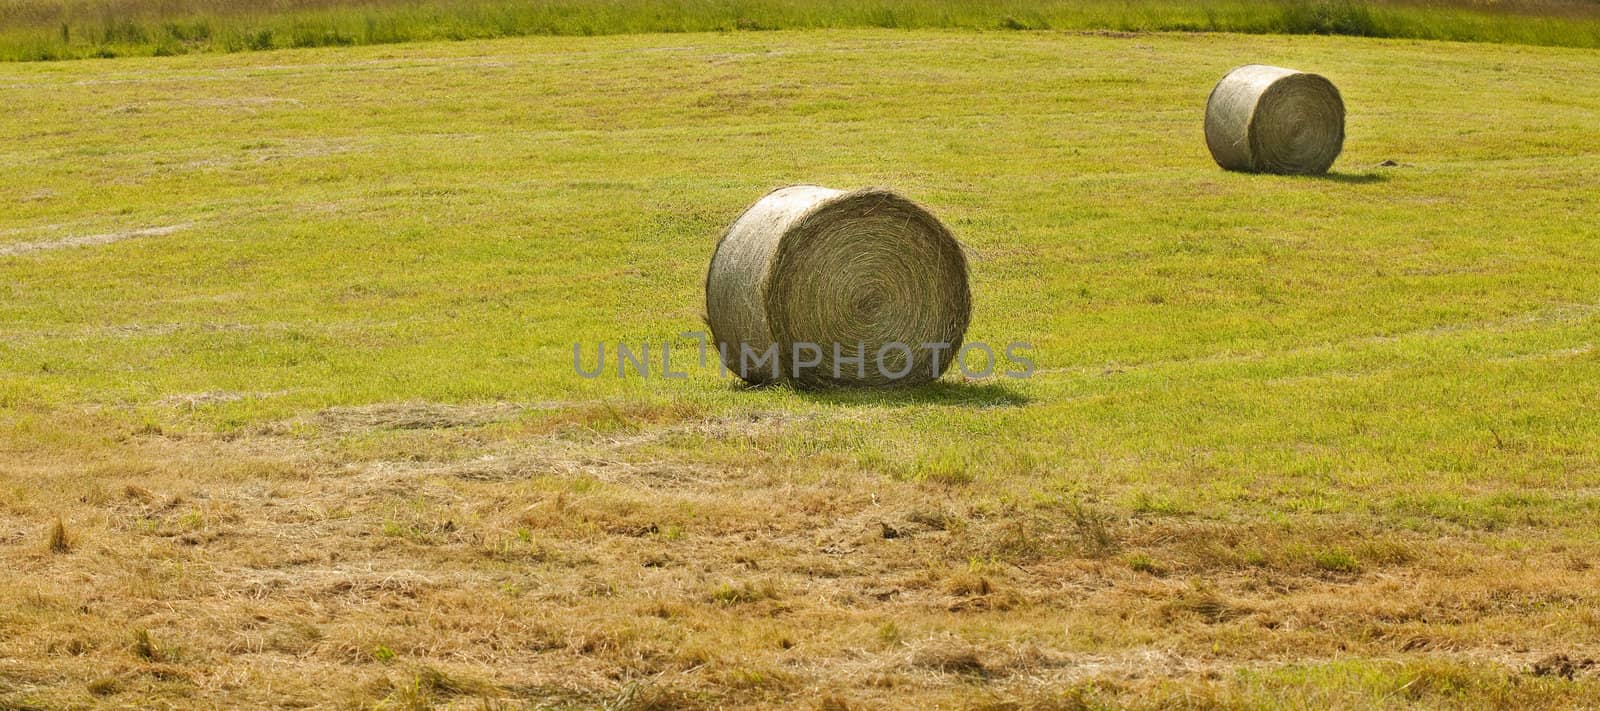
[
  {"x1": 767, "y1": 380, "x2": 1031, "y2": 408},
  {"x1": 1307, "y1": 171, "x2": 1387, "y2": 184}
]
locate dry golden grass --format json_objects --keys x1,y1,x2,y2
[{"x1": 3, "y1": 401, "x2": 1598, "y2": 708}]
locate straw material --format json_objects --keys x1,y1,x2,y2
[
  {"x1": 1205, "y1": 64, "x2": 1345, "y2": 175},
  {"x1": 705, "y1": 185, "x2": 971, "y2": 389}
]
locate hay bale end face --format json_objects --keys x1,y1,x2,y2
[
  {"x1": 1205, "y1": 64, "x2": 1345, "y2": 175},
  {"x1": 705, "y1": 186, "x2": 971, "y2": 390}
]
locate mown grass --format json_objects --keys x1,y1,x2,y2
[
  {"x1": 1, "y1": 27, "x2": 1598, "y2": 709},
  {"x1": 3, "y1": 0, "x2": 1600, "y2": 60}
]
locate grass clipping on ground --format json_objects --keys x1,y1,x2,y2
[
  {"x1": 1205, "y1": 64, "x2": 1346, "y2": 175},
  {"x1": 705, "y1": 185, "x2": 971, "y2": 389}
]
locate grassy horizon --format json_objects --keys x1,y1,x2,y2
[{"x1": 3, "y1": 0, "x2": 1600, "y2": 61}]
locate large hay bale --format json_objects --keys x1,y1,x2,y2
[
  {"x1": 705, "y1": 185, "x2": 971, "y2": 389},
  {"x1": 1205, "y1": 64, "x2": 1345, "y2": 175}
]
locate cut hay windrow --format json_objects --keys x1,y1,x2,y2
[
  {"x1": 1205, "y1": 64, "x2": 1345, "y2": 175},
  {"x1": 704, "y1": 185, "x2": 971, "y2": 389}
]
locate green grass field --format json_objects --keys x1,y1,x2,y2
[
  {"x1": 2, "y1": 21, "x2": 1599, "y2": 711},
  {"x1": 4, "y1": 0, "x2": 1600, "y2": 60}
]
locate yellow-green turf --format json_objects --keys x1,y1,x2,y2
[{"x1": 1, "y1": 28, "x2": 1598, "y2": 708}]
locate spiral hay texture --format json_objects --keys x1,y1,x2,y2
[
  {"x1": 705, "y1": 186, "x2": 971, "y2": 390},
  {"x1": 1205, "y1": 64, "x2": 1345, "y2": 175}
]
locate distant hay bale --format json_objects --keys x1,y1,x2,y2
[
  {"x1": 704, "y1": 185, "x2": 971, "y2": 390},
  {"x1": 1205, "y1": 64, "x2": 1345, "y2": 175}
]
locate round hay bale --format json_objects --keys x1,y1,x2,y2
[
  {"x1": 704, "y1": 185, "x2": 971, "y2": 390},
  {"x1": 1204, "y1": 64, "x2": 1345, "y2": 175}
]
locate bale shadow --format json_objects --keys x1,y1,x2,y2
[
  {"x1": 787, "y1": 380, "x2": 1031, "y2": 408},
  {"x1": 1306, "y1": 171, "x2": 1387, "y2": 184}
]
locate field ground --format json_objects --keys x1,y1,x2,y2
[{"x1": 2, "y1": 27, "x2": 1600, "y2": 709}]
